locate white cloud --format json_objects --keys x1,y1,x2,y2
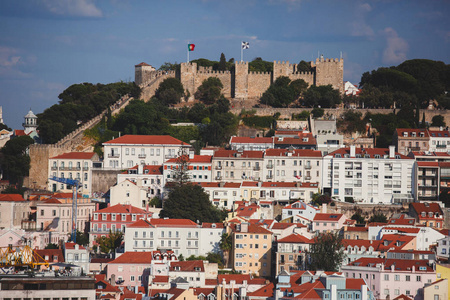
[
  {"x1": 0, "y1": 46, "x2": 21, "y2": 67},
  {"x1": 382, "y1": 27, "x2": 408, "y2": 64},
  {"x1": 41, "y1": 0, "x2": 103, "y2": 17},
  {"x1": 350, "y1": 3, "x2": 374, "y2": 38}
]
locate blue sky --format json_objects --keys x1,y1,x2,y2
[{"x1": 1, "y1": 0, "x2": 449, "y2": 129}]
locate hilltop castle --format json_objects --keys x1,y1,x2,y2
[{"x1": 135, "y1": 57, "x2": 343, "y2": 101}]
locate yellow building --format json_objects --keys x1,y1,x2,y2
[
  {"x1": 424, "y1": 278, "x2": 448, "y2": 300},
  {"x1": 231, "y1": 223, "x2": 272, "y2": 277},
  {"x1": 436, "y1": 263, "x2": 450, "y2": 297}
]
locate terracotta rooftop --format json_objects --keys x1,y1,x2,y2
[
  {"x1": 0, "y1": 194, "x2": 26, "y2": 202},
  {"x1": 277, "y1": 233, "x2": 313, "y2": 244},
  {"x1": 109, "y1": 252, "x2": 153, "y2": 264},
  {"x1": 128, "y1": 218, "x2": 198, "y2": 228},
  {"x1": 230, "y1": 136, "x2": 273, "y2": 144},
  {"x1": 125, "y1": 165, "x2": 163, "y2": 175},
  {"x1": 313, "y1": 213, "x2": 344, "y2": 221},
  {"x1": 261, "y1": 182, "x2": 319, "y2": 188},
  {"x1": 65, "y1": 242, "x2": 86, "y2": 250},
  {"x1": 165, "y1": 155, "x2": 212, "y2": 163},
  {"x1": 265, "y1": 148, "x2": 322, "y2": 157},
  {"x1": 213, "y1": 150, "x2": 264, "y2": 159},
  {"x1": 170, "y1": 260, "x2": 204, "y2": 272},
  {"x1": 103, "y1": 135, "x2": 185, "y2": 145},
  {"x1": 348, "y1": 257, "x2": 434, "y2": 272},
  {"x1": 95, "y1": 204, "x2": 148, "y2": 214},
  {"x1": 328, "y1": 147, "x2": 411, "y2": 159}
]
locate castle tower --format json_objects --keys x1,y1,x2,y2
[
  {"x1": 23, "y1": 108, "x2": 38, "y2": 135},
  {"x1": 134, "y1": 62, "x2": 155, "y2": 86},
  {"x1": 314, "y1": 58, "x2": 344, "y2": 94},
  {"x1": 273, "y1": 61, "x2": 293, "y2": 81},
  {"x1": 234, "y1": 61, "x2": 249, "y2": 99},
  {"x1": 179, "y1": 62, "x2": 198, "y2": 101}
]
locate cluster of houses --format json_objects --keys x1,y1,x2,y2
[{"x1": 2, "y1": 121, "x2": 450, "y2": 299}]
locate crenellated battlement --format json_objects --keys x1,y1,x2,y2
[
  {"x1": 197, "y1": 70, "x2": 231, "y2": 75},
  {"x1": 235, "y1": 61, "x2": 249, "y2": 65},
  {"x1": 315, "y1": 58, "x2": 343, "y2": 63},
  {"x1": 249, "y1": 71, "x2": 270, "y2": 75}
]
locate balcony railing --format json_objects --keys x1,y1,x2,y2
[
  {"x1": 138, "y1": 154, "x2": 146, "y2": 158},
  {"x1": 305, "y1": 165, "x2": 312, "y2": 169},
  {"x1": 83, "y1": 167, "x2": 89, "y2": 171},
  {"x1": 108, "y1": 154, "x2": 119, "y2": 158},
  {"x1": 165, "y1": 154, "x2": 176, "y2": 159},
  {"x1": 51, "y1": 166, "x2": 57, "y2": 170},
  {"x1": 253, "y1": 166, "x2": 260, "y2": 171},
  {"x1": 266, "y1": 175, "x2": 273, "y2": 179},
  {"x1": 266, "y1": 165, "x2": 273, "y2": 169},
  {"x1": 436, "y1": 144, "x2": 447, "y2": 148},
  {"x1": 305, "y1": 176, "x2": 311, "y2": 180},
  {"x1": 215, "y1": 176, "x2": 222, "y2": 180},
  {"x1": 215, "y1": 166, "x2": 222, "y2": 170}
]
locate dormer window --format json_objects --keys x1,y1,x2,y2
[
  {"x1": 421, "y1": 212, "x2": 426, "y2": 217},
  {"x1": 403, "y1": 132, "x2": 408, "y2": 137},
  {"x1": 335, "y1": 154, "x2": 341, "y2": 158},
  {"x1": 374, "y1": 155, "x2": 380, "y2": 159},
  {"x1": 429, "y1": 212, "x2": 433, "y2": 217},
  {"x1": 412, "y1": 132, "x2": 416, "y2": 137},
  {"x1": 420, "y1": 132, "x2": 424, "y2": 137}
]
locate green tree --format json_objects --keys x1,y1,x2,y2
[
  {"x1": 351, "y1": 212, "x2": 365, "y2": 224},
  {"x1": 195, "y1": 77, "x2": 223, "y2": 105},
  {"x1": 218, "y1": 53, "x2": 227, "y2": 71},
  {"x1": 155, "y1": 78, "x2": 185, "y2": 105},
  {"x1": 171, "y1": 147, "x2": 191, "y2": 186},
  {"x1": 308, "y1": 232, "x2": 345, "y2": 271},
  {"x1": 431, "y1": 115, "x2": 446, "y2": 127},
  {"x1": 297, "y1": 60, "x2": 313, "y2": 72},
  {"x1": 149, "y1": 196, "x2": 162, "y2": 208},
  {"x1": 303, "y1": 85, "x2": 341, "y2": 108},
  {"x1": 45, "y1": 243, "x2": 59, "y2": 249},
  {"x1": 311, "y1": 193, "x2": 332, "y2": 206},
  {"x1": 206, "y1": 252, "x2": 224, "y2": 268},
  {"x1": 95, "y1": 230, "x2": 123, "y2": 253},
  {"x1": 311, "y1": 108, "x2": 324, "y2": 118},
  {"x1": 219, "y1": 233, "x2": 232, "y2": 268},
  {"x1": 68, "y1": 230, "x2": 89, "y2": 246},
  {"x1": 249, "y1": 57, "x2": 273, "y2": 72},
  {"x1": 158, "y1": 62, "x2": 180, "y2": 71},
  {"x1": 0, "y1": 136, "x2": 34, "y2": 185},
  {"x1": 160, "y1": 184, "x2": 227, "y2": 222},
  {"x1": 260, "y1": 76, "x2": 307, "y2": 107},
  {"x1": 368, "y1": 212, "x2": 387, "y2": 223}
]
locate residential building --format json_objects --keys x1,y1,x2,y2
[
  {"x1": 259, "y1": 182, "x2": 319, "y2": 204},
  {"x1": 48, "y1": 152, "x2": 99, "y2": 197},
  {"x1": 169, "y1": 260, "x2": 218, "y2": 288},
  {"x1": 103, "y1": 135, "x2": 191, "y2": 169},
  {"x1": 409, "y1": 202, "x2": 444, "y2": 229},
  {"x1": 343, "y1": 239, "x2": 382, "y2": 264},
  {"x1": 423, "y1": 279, "x2": 448, "y2": 300},
  {"x1": 0, "y1": 194, "x2": 30, "y2": 230},
  {"x1": 275, "y1": 233, "x2": 313, "y2": 273},
  {"x1": 116, "y1": 164, "x2": 164, "y2": 202},
  {"x1": 164, "y1": 154, "x2": 212, "y2": 183},
  {"x1": 110, "y1": 179, "x2": 150, "y2": 210},
  {"x1": 312, "y1": 213, "x2": 347, "y2": 233},
  {"x1": 231, "y1": 223, "x2": 273, "y2": 277},
  {"x1": 436, "y1": 233, "x2": 450, "y2": 260},
  {"x1": 393, "y1": 128, "x2": 429, "y2": 155},
  {"x1": 106, "y1": 251, "x2": 157, "y2": 287},
  {"x1": 428, "y1": 130, "x2": 450, "y2": 153},
  {"x1": 124, "y1": 219, "x2": 224, "y2": 257},
  {"x1": 65, "y1": 242, "x2": 90, "y2": 274},
  {"x1": 322, "y1": 145, "x2": 414, "y2": 204},
  {"x1": 199, "y1": 182, "x2": 241, "y2": 210},
  {"x1": 343, "y1": 226, "x2": 369, "y2": 240},
  {"x1": 281, "y1": 201, "x2": 319, "y2": 222},
  {"x1": 273, "y1": 132, "x2": 316, "y2": 149},
  {"x1": 90, "y1": 204, "x2": 151, "y2": 244},
  {"x1": 415, "y1": 161, "x2": 440, "y2": 201},
  {"x1": 212, "y1": 150, "x2": 264, "y2": 182},
  {"x1": 229, "y1": 136, "x2": 274, "y2": 151},
  {"x1": 311, "y1": 119, "x2": 344, "y2": 154},
  {"x1": 263, "y1": 149, "x2": 322, "y2": 183},
  {"x1": 341, "y1": 258, "x2": 436, "y2": 300}
]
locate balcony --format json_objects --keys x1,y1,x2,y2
[
  {"x1": 436, "y1": 144, "x2": 447, "y2": 148},
  {"x1": 215, "y1": 176, "x2": 222, "y2": 180},
  {"x1": 165, "y1": 154, "x2": 176, "y2": 159},
  {"x1": 266, "y1": 164, "x2": 273, "y2": 169},
  {"x1": 253, "y1": 166, "x2": 260, "y2": 171},
  {"x1": 305, "y1": 165, "x2": 312, "y2": 169},
  {"x1": 108, "y1": 154, "x2": 119, "y2": 158},
  {"x1": 83, "y1": 167, "x2": 89, "y2": 171},
  {"x1": 266, "y1": 175, "x2": 273, "y2": 179},
  {"x1": 51, "y1": 166, "x2": 57, "y2": 171},
  {"x1": 215, "y1": 166, "x2": 222, "y2": 170},
  {"x1": 138, "y1": 154, "x2": 146, "y2": 158},
  {"x1": 305, "y1": 176, "x2": 311, "y2": 180}
]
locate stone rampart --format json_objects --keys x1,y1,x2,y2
[
  {"x1": 91, "y1": 169, "x2": 122, "y2": 195},
  {"x1": 140, "y1": 72, "x2": 176, "y2": 101},
  {"x1": 248, "y1": 72, "x2": 271, "y2": 98}
]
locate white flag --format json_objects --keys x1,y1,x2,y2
[{"x1": 242, "y1": 41, "x2": 249, "y2": 49}]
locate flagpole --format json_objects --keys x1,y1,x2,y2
[
  {"x1": 241, "y1": 42, "x2": 243, "y2": 62},
  {"x1": 187, "y1": 45, "x2": 189, "y2": 63}
]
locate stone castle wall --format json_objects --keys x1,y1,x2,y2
[
  {"x1": 91, "y1": 169, "x2": 121, "y2": 195},
  {"x1": 138, "y1": 58, "x2": 343, "y2": 102}
]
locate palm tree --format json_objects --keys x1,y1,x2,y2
[{"x1": 219, "y1": 233, "x2": 232, "y2": 268}]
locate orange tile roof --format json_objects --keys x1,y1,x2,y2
[
  {"x1": 192, "y1": 288, "x2": 216, "y2": 296},
  {"x1": 230, "y1": 136, "x2": 273, "y2": 144},
  {"x1": 265, "y1": 148, "x2": 322, "y2": 157},
  {"x1": 349, "y1": 257, "x2": 433, "y2": 272},
  {"x1": 170, "y1": 260, "x2": 204, "y2": 272},
  {"x1": 42, "y1": 198, "x2": 62, "y2": 204},
  {"x1": 417, "y1": 161, "x2": 439, "y2": 167},
  {"x1": 410, "y1": 202, "x2": 443, "y2": 215},
  {"x1": 104, "y1": 135, "x2": 185, "y2": 145},
  {"x1": 0, "y1": 194, "x2": 26, "y2": 202},
  {"x1": 135, "y1": 62, "x2": 151, "y2": 67},
  {"x1": 201, "y1": 222, "x2": 225, "y2": 228},
  {"x1": 165, "y1": 155, "x2": 212, "y2": 163},
  {"x1": 213, "y1": 150, "x2": 264, "y2": 158},
  {"x1": 248, "y1": 283, "x2": 274, "y2": 297},
  {"x1": 383, "y1": 227, "x2": 420, "y2": 234},
  {"x1": 261, "y1": 181, "x2": 319, "y2": 188},
  {"x1": 313, "y1": 213, "x2": 344, "y2": 221},
  {"x1": 345, "y1": 226, "x2": 368, "y2": 232},
  {"x1": 277, "y1": 233, "x2": 313, "y2": 244},
  {"x1": 35, "y1": 249, "x2": 64, "y2": 263},
  {"x1": 345, "y1": 278, "x2": 367, "y2": 290},
  {"x1": 95, "y1": 204, "x2": 148, "y2": 214},
  {"x1": 241, "y1": 181, "x2": 259, "y2": 187},
  {"x1": 65, "y1": 242, "x2": 86, "y2": 250},
  {"x1": 109, "y1": 252, "x2": 153, "y2": 264},
  {"x1": 126, "y1": 165, "x2": 163, "y2": 175},
  {"x1": 395, "y1": 128, "x2": 429, "y2": 137},
  {"x1": 388, "y1": 214, "x2": 416, "y2": 226},
  {"x1": 152, "y1": 275, "x2": 169, "y2": 283},
  {"x1": 128, "y1": 218, "x2": 198, "y2": 228},
  {"x1": 329, "y1": 147, "x2": 412, "y2": 159},
  {"x1": 50, "y1": 152, "x2": 96, "y2": 160},
  {"x1": 342, "y1": 239, "x2": 382, "y2": 249}
]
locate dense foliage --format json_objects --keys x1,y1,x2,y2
[
  {"x1": 303, "y1": 85, "x2": 341, "y2": 108},
  {"x1": 160, "y1": 184, "x2": 227, "y2": 223},
  {"x1": 195, "y1": 77, "x2": 224, "y2": 105},
  {"x1": 260, "y1": 76, "x2": 308, "y2": 107},
  {"x1": 249, "y1": 57, "x2": 273, "y2": 73},
  {"x1": 0, "y1": 136, "x2": 34, "y2": 186},
  {"x1": 154, "y1": 78, "x2": 185, "y2": 105},
  {"x1": 95, "y1": 230, "x2": 123, "y2": 253},
  {"x1": 308, "y1": 232, "x2": 345, "y2": 272},
  {"x1": 368, "y1": 212, "x2": 388, "y2": 223},
  {"x1": 38, "y1": 82, "x2": 140, "y2": 143}
]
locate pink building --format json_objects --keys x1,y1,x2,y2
[
  {"x1": 312, "y1": 213, "x2": 347, "y2": 233},
  {"x1": 341, "y1": 257, "x2": 436, "y2": 300},
  {"x1": 90, "y1": 204, "x2": 151, "y2": 243}
]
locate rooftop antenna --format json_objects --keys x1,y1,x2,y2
[
  {"x1": 317, "y1": 50, "x2": 319, "y2": 59},
  {"x1": 340, "y1": 51, "x2": 342, "y2": 59}
]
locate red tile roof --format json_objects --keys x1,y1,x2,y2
[
  {"x1": 329, "y1": 147, "x2": 412, "y2": 159},
  {"x1": 395, "y1": 128, "x2": 429, "y2": 137},
  {"x1": 109, "y1": 252, "x2": 153, "y2": 264},
  {"x1": 429, "y1": 130, "x2": 450, "y2": 137},
  {"x1": 192, "y1": 288, "x2": 216, "y2": 296},
  {"x1": 410, "y1": 202, "x2": 443, "y2": 215},
  {"x1": 103, "y1": 135, "x2": 185, "y2": 145},
  {"x1": 417, "y1": 161, "x2": 439, "y2": 167},
  {"x1": 170, "y1": 260, "x2": 204, "y2": 272},
  {"x1": 95, "y1": 204, "x2": 148, "y2": 214},
  {"x1": 152, "y1": 275, "x2": 169, "y2": 283},
  {"x1": 342, "y1": 239, "x2": 382, "y2": 249},
  {"x1": 201, "y1": 222, "x2": 225, "y2": 228},
  {"x1": 42, "y1": 198, "x2": 62, "y2": 204},
  {"x1": 345, "y1": 278, "x2": 367, "y2": 290},
  {"x1": 218, "y1": 274, "x2": 266, "y2": 285},
  {"x1": 128, "y1": 218, "x2": 198, "y2": 228},
  {"x1": 348, "y1": 257, "x2": 434, "y2": 272},
  {"x1": 277, "y1": 233, "x2": 313, "y2": 244},
  {"x1": 344, "y1": 226, "x2": 368, "y2": 232},
  {"x1": 241, "y1": 181, "x2": 259, "y2": 187},
  {"x1": 50, "y1": 152, "x2": 96, "y2": 160},
  {"x1": 135, "y1": 62, "x2": 151, "y2": 67},
  {"x1": 235, "y1": 203, "x2": 260, "y2": 218},
  {"x1": 230, "y1": 136, "x2": 273, "y2": 144},
  {"x1": 126, "y1": 165, "x2": 163, "y2": 175},
  {"x1": 35, "y1": 249, "x2": 64, "y2": 263},
  {"x1": 0, "y1": 194, "x2": 26, "y2": 202},
  {"x1": 265, "y1": 148, "x2": 322, "y2": 157},
  {"x1": 14, "y1": 129, "x2": 26, "y2": 136},
  {"x1": 261, "y1": 182, "x2": 319, "y2": 188},
  {"x1": 313, "y1": 213, "x2": 344, "y2": 221},
  {"x1": 165, "y1": 155, "x2": 212, "y2": 163},
  {"x1": 232, "y1": 223, "x2": 272, "y2": 234},
  {"x1": 383, "y1": 227, "x2": 420, "y2": 234},
  {"x1": 393, "y1": 295, "x2": 413, "y2": 300},
  {"x1": 378, "y1": 234, "x2": 416, "y2": 251},
  {"x1": 213, "y1": 150, "x2": 264, "y2": 158},
  {"x1": 283, "y1": 201, "x2": 319, "y2": 211},
  {"x1": 65, "y1": 242, "x2": 86, "y2": 250},
  {"x1": 388, "y1": 214, "x2": 416, "y2": 226},
  {"x1": 248, "y1": 283, "x2": 274, "y2": 297}
]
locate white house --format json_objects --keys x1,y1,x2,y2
[
  {"x1": 64, "y1": 242, "x2": 90, "y2": 274},
  {"x1": 103, "y1": 135, "x2": 191, "y2": 169},
  {"x1": 164, "y1": 154, "x2": 212, "y2": 183},
  {"x1": 281, "y1": 201, "x2": 320, "y2": 222},
  {"x1": 428, "y1": 130, "x2": 450, "y2": 153}
]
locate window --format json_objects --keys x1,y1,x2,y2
[
  {"x1": 130, "y1": 275, "x2": 135, "y2": 281},
  {"x1": 52, "y1": 210, "x2": 56, "y2": 216},
  {"x1": 416, "y1": 275, "x2": 421, "y2": 282},
  {"x1": 384, "y1": 274, "x2": 389, "y2": 281},
  {"x1": 405, "y1": 275, "x2": 410, "y2": 281}
]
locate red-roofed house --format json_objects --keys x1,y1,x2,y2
[
  {"x1": 212, "y1": 150, "x2": 264, "y2": 182},
  {"x1": 312, "y1": 213, "x2": 346, "y2": 233},
  {"x1": 428, "y1": 130, "x2": 450, "y2": 153},
  {"x1": 0, "y1": 194, "x2": 30, "y2": 229},
  {"x1": 103, "y1": 135, "x2": 191, "y2": 170},
  {"x1": 393, "y1": 128, "x2": 430, "y2": 155},
  {"x1": 263, "y1": 149, "x2": 322, "y2": 184},
  {"x1": 169, "y1": 260, "x2": 218, "y2": 287},
  {"x1": 64, "y1": 242, "x2": 89, "y2": 274},
  {"x1": 387, "y1": 214, "x2": 416, "y2": 227},
  {"x1": 260, "y1": 182, "x2": 320, "y2": 204},
  {"x1": 231, "y1": 223, "x2": 273, "y2": 277},
  {"x1": 124, "y1": 219, "x2": 225, "y2": 257},
  {"x1": 48, "y1": 152, "x2": 100, "y2": 197},
  {"x1": 276, "y1": 233, "x2": 313, "y2": 273},
  {"x1": 341, "y1": 258, "x2": 436, "y2": 299},
  {"x1": 90, "y1": 204, "x2": 151, "y2": 244},
  {"x1": 164, "y1": 154, "x2": 212, "y2": 183},
  {"x1": 409, "y1": 202, "x2": 444, "y2": 229},
  {"x1": 323, "y1": 145, "x2": 414, "y2": 204},
  {"x1": 273, "y1": 132, "x2": 316, "y2": 150},
  {"x1": 110, "y1": 179, "x2": 152, "y2": 210},
  {"x1": 281, "y1": 201, "x2": 320, "y2": 223}
]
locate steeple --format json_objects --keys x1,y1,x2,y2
[{"x1": 23, "y1": 108, "x2": 38, "y2": 135}]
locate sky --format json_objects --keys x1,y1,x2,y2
[{"x1": 0, "y1": 0, "x2": 449, "y2": 129}]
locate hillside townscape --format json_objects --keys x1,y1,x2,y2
[{"x1": 1, "y1": 2, "x2": 450, "y2": 300}]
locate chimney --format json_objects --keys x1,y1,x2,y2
[
  {"x1": 189, "y1": 150, "x2": 195, "y2": 159},
  {"x1": 138, "y1": 163, "x2": 144, "y2": 174},
  {"x1": 322, "y1": 203, "x2": 327, "y2": 214},
  {"x1": 111, "y1": 274, "x2": 116, "y2": 286},
  {"x1": 331, "y1": 284, "x2": 337, "y2": 300},
  {"x1": 350, "y1": 145, "x2": 356, "y2": 158},
  {"x1": 389, "y1": 145, "x2": 395, "y2": 159},
  {"x1": 241, "y1": 223, "x2": 249, "y2": 233},
  {"x1": 361, "y1": 285, "x2": 368, "y2": 300}
]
